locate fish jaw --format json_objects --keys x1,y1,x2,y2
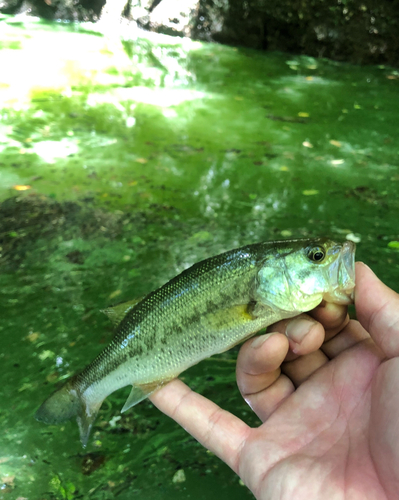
[{"x1": 323, "y1": 241, "x2": 356, "y2": 304}]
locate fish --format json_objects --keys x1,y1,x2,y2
[{"x1": 35, "y1": 237, "x2": 356, "y2": 446}]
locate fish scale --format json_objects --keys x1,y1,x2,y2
[{"x1": 35, "y1": 237, "x2": 356, "y2": 446}]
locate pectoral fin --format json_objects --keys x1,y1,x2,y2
[
  {"x1": 101, "y1": 297, "x2": 144, "y2": 327},
  {"x1": 202, "y1": 304, "x2": 260, "y2": 351},
  {"x1": 202, "y1": 303, "x2": 254, "y2": 330},
  {"x1": 121, "y1": 379, "x2": 174, "y2": 413}
]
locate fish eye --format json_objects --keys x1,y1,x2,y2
[{"x1": 307, "y1": 246, "x2": 326, "y2": 263}]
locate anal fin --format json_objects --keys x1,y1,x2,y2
[{"x1": 121, "y1": 379, "x2": 174, "y2": 413}]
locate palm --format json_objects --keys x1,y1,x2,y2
[{"x1": 241, "y1": 339, "x2": 391, "y2": 499}]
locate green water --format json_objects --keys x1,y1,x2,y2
[{"x1": 0, "y1": 15, "x2": 398, "y2": 500}]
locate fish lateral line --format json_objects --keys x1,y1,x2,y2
[{"x1": 34, "y1": 237, "x2": 356, "y2": 447}]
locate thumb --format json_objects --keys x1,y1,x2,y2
[{"x1": 355, "y1": 262, "x2": 399, "y2": 358}]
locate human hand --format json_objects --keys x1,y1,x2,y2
[{"x1": 150, "y1": 262, "x2": 399, "y2": 499}]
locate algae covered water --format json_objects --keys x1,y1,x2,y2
[{"x1": 0, "y1": 15, "x2": 398, "y2": 500}]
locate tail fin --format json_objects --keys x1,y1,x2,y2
[{"x1": 35, "y1": 378, "x2": 101, "y2": 447}]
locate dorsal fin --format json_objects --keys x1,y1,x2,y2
[{"x1": 101, "y1": 297, "x2": 143, "y2": 327}]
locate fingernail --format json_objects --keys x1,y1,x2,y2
[
  {"x1": 251, "y1": 333, "x2": 276, "y2": 349},
  {"x1": 285, "y1": 318, "x2": 314, "y2": 344}
]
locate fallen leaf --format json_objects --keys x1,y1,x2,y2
[
  {"x1": 298, "y1": 112, "x2": 309, "y2": 117},
  {"x1": 18, "y1": 383, "x2": 33, "y2": 392},
  {"x1": 172, "y1": 470, "x2": 186, "y2": 483},
  {"x1": 26, "y1": 332, "x2": 39, "y2": 343},
  {"x1": 109, "y1": 289, "x2": 122, "y2": 299},
  {"x1": 329, "y1": 140, "x2": 342, "y2": 147},
  {"x1": 1, "y1": 475, "x2": 15, "y2": 485},
  {"x1": 135, "y1": 158, "x2": 148, "y2": 164},
  {"x1": 38, "y1": 350, "x2": 54, "y2": 361},
  {"x1": 190, "y1": 231, "x2": 212, "y2": 241},
  {"x1": 302, "y1": 141, "x2": 313, "y2": 148},
  {"x1": 13, "y1": 185, "x2": 31, "y2": 191},
  {"x1": 46, "y1": 372, "x2": 59, "y2": 383}
]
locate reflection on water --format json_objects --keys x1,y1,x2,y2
[{"x1": 0, "y1": 15, "x2": 398, "y2": 500}]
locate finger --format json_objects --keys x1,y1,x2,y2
[
  {"x1": 322, "y1": 320, "x2": 371, "y2": 358},
  {"x1": 267, "y1": 315, "x2": 325, "y2": 357},
  {"x1": 355, "y1": 262, "x2": 399, "y2": 358},
  {"x1": 310, "y1": 302, "x2": 348, "y2": 338},
  {"x1": 150, "y1": 379, "x2": 249, "y2": 473},
  {"x1": 243, "y1": 374, "x2": 295, "y2": 422},
  {"x1": 322, "y1": 314, "x2": 351, "y2": 343},
  {"x1": 236, "y1": 333, "x2": 289, "y2": 396},
  {"x1": 282, "y1": 350, "x2": 329, "y2": 387}
]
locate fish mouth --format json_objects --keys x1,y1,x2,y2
[
  {"x1": 341, "y1": 240, "x2": 356, "y2": 298},
  {"x1": 324, "y1": 240, "x2": 356, "y2": 304}
]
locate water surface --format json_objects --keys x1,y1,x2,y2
[{"x1": 0, "y1": 15, "x2": 398, "y2": 500}]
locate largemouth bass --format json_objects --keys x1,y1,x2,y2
[{"x1": 35, "y1": 237, "x2": 355, "y2": 446}]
